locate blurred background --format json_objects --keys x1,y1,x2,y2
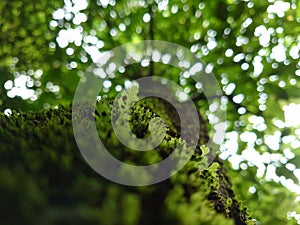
[{"x1": 1, "y1": 0, "x2": 300, "y2": 224}]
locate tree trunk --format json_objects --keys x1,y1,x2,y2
[{"x1": 0, "y1": 96, "x2": 254, "y2": 225}]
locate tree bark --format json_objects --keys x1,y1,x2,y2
[{"x1": 0, "y1": 97, "x2": 254, "y2": 225}]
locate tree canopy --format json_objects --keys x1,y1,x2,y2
[{"x1": 1, "y1": 0, "x2": 300, "y2": 224}]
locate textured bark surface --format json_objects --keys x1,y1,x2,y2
[{"x1": 0, "y1": 96, "x2": 254, "y2": 225}]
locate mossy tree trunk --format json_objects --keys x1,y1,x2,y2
[{"x1": 0, "y1": 96, "x2": 254, "y2": 225}]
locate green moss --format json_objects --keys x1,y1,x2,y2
[{"x1": 0, "y1": 88, "x2": 254, "y2": 225}]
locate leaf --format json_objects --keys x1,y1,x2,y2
[
  {"x1": 265, "y1": 95, "x2": 285, "y2": 122},
  {"x1": 200, "y1": 145, "x2": 210, "y2": 156},
  {"x1": 276, "y1": 166, "x2": 299, "y2": 184}
]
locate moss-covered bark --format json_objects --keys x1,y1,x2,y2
[{"x1": 0, "y1": 94, "x2": 254, "y2": 225}]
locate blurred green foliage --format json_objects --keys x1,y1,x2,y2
[{"x1": 1, "y1": 0, "x2": 300, "y2": 224}]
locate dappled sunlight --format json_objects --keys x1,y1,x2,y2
[
  {"x1": 4, "y1": 70, "x2": 44, "y2": 101},
  {"x1": 1, "y1": 0, "x2": 300, "y2": 223}
]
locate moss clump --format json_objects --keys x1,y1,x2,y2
[{"x1": 0, "y1": 88, "x2": 254, "y2": 225}]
